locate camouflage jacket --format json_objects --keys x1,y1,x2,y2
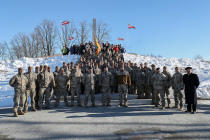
[
  {"x1": 54, "y1": 73, "x2": 70, "y2": 89},
  {"x1": 151, "y1": 72, "x2": 166, "y2": 89},
  {"x1": 24, "y1": 72, "x2": 37, "y2": 90},
  {"x1": 37, "y1": 71, "x2": 53, "y2": 88},
  {"x1": 135, "y1": 71, "x2": 145, "y2": 86},
  {"x1": 53, "y1": 71, "x2": 59, "y2": 78},
  {"x1": 82, "y1": 72, "x2": 96, "y2": 86},
  {"x1": 162, "y1": 71, "x2": 172, "y2": 88},
  {"x1": 70, "y1": 70, "x2": 83, "y2": 87},
  {"x1": 148, "y1": 70, "x2": 156, "y2": 85},
  {"x1": 131, "y1": 67, "x2": 138, "y2": 82},
  {"x1": 171, "y1": 72, "x2": 183, "y2": 90},
  {"x1": 99, "y1": 71, "x2": 114, "y2": 87},
  {"x1": 9, "y1": 74, "x2": 28, "y2": 92}
]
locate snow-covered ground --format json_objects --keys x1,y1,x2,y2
[{"x1": 0, "y1": 53, "x2": 210, "y2": 107}]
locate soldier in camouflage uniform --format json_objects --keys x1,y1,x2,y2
[
  {"x1": 9, "y1": 67, "x2": 28, "y2": 117},
  {"x1": 131, "y1": 63, "x2": 138, "y2": 94},
  {"x1": 109, "y1": 63, "x2": 117, "y2": 93},
  {"x1": 94, "y1": 63, "x2": 101, "y2": 94},
  {"x1": 171, "y1": 67, "x2": 184, "y2": 111},
  {"x1": 54, "y1": 68, "x2": 70, "y2": 107},
  {"x1": 99, "y1": 65, "x2": 114, "y2": 106},
  {"x1": 35, "y1": 66, "x2": 40, "y2": 108},
  {"x1": 24, "y1": 66, "x2": 37, "y2": 113},
  {"x1": 53, "y1": 66, "x2": 59, "y2": 100},
  {"x1": 69, "y1": 65, "x2": 83, "y2": 107},
  {"x1": 162, "y1": 66, "x2": 172, "y2": 108},
  {"x1": 135, "y1": 67, "x2": 145, "y2": 99},
  {"x1": 83, "y1": 67, "x2": 96, "y2": 108},
  {"x1": 143, "y1": 66, "x2": 151, "y2": 100},
  {"x1": 60, "y1": 62, "x2": 67, "y2": 69},
  {"x1": 48, "y1": 66, "x2": 54, "y2": 103},
  {"x1": 54, "y1": 68, "x2": 69, "y2": 107},
  {"x1": 37, "y1": 65, "x2": 54, "y2": 110},
  {"x1": 148, "y1": 64, "x2": 157, "y2": 103},
  {"x1": 152, "y1": 68, "x2": 166, "y2": 109},
  {"x1": 115, "y1": 65, "x2": 131, "y2": 107}
]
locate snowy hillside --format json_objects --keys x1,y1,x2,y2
[{"x1": 0, "y1": 54, "x2": 210, "y2": 107}]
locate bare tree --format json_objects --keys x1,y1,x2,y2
[
  {"x1": 4, "y1": 41, "x2": 13, "y2": 60},
  {"x1": 10, "y1": 33, "x2": 29, "y2": 59},
  {"x1": 0, "y1": 41, "x2": 7, "y2": 60},
  {"x1": 35, "y1": 19, "x2": 58, "y2": 56},
  {"x1": 194, "y1": 54, "x2": 203, "y2": 60},
  {"x1": 76, "y1": 20, "x2": 89, "y2": 45},
  {"x1": 91, "y1": 20, "x2": 111, "y2": 43}
]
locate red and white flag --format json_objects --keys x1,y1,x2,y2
[
  {"x1": 68, "y1": 37, "x2": 74, "y2": 40},
  {"x1": 128, "y1": 24, "x2": 136, "y2": 29},
  {"x1": 62, "y1": 21, "x2": 70, "y2": 25},
  {"x1": 118, "y1": 38, "x2": 124, "y2": 41}
]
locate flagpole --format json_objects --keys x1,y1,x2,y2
[
  {"x1": 127, "y1": 25, "x2": 129, "y2": 53},
  {"x1": 61, "y1": 22, "x2": 63, "y2": 54}
]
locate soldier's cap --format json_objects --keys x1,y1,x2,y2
[
  {"x1": 163, "y1": 66, "x2": 167, "y2": 69},
  {"x1": 28, "y1": 66, "x2": 33, "y2": 69},
  {"x1": 63, "y1": 62, "x2": 66, "y2": 64},
  {"x1": 48, "y1": 66, "x2": 51, "y2": 69},
  {"x1": 175, "y1": 67, "x2": 180, "y2": 70},
  {"x1": 60, "y1": 68, "x2": 64, "y2": 71},
  {"x1": 140, "y1": 63, "x2": 143, "y2": 65},
  {"x1": 74, "y1": 65, "x2": 78, "y2": 68},
  {"x1": 144, "y1": 62, "x2": 148, "y2": 64},
  {"x1": 35, "y1": 66, "x2": 40, "y2": 69},
  {"x1": 44, "y1": 65, "x2": 48, "y2": 69},
  {"x1": 151, "y1": 64, "x2": 156, "y2": 67},
  {"x1": 55, "y1": 66, "x2": 59, "y2": 68},
  {"x1": 18, "y1": 67, "x2": 23, "y2": 71},
  {"x1": 71, "y1": 62, "x2": 74, "y2": 64},
  {"x1": 88, "y1": 66, "x2": 92, "y2": 69},
  {"x1": 40, "y1": 65, "x2": 43, "y2": 68},
  {"x1": 103, "y1": 64, "x2": 108, "y2": 69},
  {"x1": 156, "y1": 68, "x2": 160, "y2": 70},
  {"x1": 67, "y1": 63, "x2": 70, "y2": 65},
  {"x1": 120, "y1": 65, "x2": 124, "y2": 68},
  {"x1": 134, "y1": 63, "x2": 137, "y2": 65},
  {"x1": 185, "y1": 67, "x2": 192, "y2": 70}
]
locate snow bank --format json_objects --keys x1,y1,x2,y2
[{"x1": 0, "y1": 53, "x2": 209, "y2": 107}]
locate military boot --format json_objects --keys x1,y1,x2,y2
[
  {"x1": 92, "y1": 104, "x2": 96, "y2": 107},
  {"x1": 102, "y1": 103, "x2": 105, "y2": 106},
  {"x1": 124, "y1": 104, "x2": 128, "y2": 107},
  {"x1": 167, "y1": 103, "x2": 170, "y2": 108},
  {"x1": 24, "y1": 109, "x2": 28, "y2": 113},
  {"x1": 118, "y1": 103, "x2": 122, "y2": 107},
  {"x1": 107, "y1": 103, "x2": 111, "y2": 107},
  {"x1": 172, "y1": 106, "x2": 178, "y2": 108},
  {"x1": 162, "y1": 107, "x2": 165, "y2": 110},
  {"x1": 14, "y1": 112, "x2": 18, "y2": 117},
  {"x1": 78, "y1": 104, "x2": 82, "y2": 107},
  {"x1": 45, "y1": 106, "x2": 50, "y2": 109},
  {"x1": 18, "y1": 110, "x2": 25, "y2": 115},
  {"x1": 32, "y1": 108, "x2": 37, "y2": 111},
  {"x1": 69, "y1": 104, "x2": 74, "y2": 107}
]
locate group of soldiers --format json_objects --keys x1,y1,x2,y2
[{"x1": 9, "y1": 49, "x2": 185, "y2": 117}]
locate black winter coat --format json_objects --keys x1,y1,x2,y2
[{"x1": 183, "y1": 73, "x2": 200, "y2": 104}]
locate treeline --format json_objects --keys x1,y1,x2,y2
[{"x1": 0, "y1": 19, "x2": 111, "y2": 60}]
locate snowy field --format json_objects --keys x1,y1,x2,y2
[{"x1": 0, "y1": 53, "x2": 210, "y2": 107}]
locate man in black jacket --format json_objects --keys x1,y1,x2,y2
[{"x1": 183, "y1": 67, "x2": 200, "y2": 114}]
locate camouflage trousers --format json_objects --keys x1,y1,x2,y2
[
  {"x1": 131, "y1": 83, "x2": 137, "y2": 94},
  {"x1": 35, "y1": 86, "x2": 39, "y2": 108},
  {"x1": 71, "y1": 86, "x2": 81, "y2": 105},
  {"x1": 55, "y1": 89, "x2": 69, "y2": 106},
  {"x1": 84, "y1": 85, "x2": 95, "y2": 106},
  {"x1": 102, "y1": 86, "x2": 111, "y2": 104},
  {"x1": 39, "y1": 87, "x2": 52, "y2": 108},
  {"x1": 154, "y1": 88, "x2": 165, "y2": 107},
  {"x1": 13, "y1": 89, "x2": 26, "y2": 113},
  {"x1": 24, "y1": 89, "x2": 36, "y2": 110},
  {"x1": 53, "y1": 89, "x2": 58, "y2": 99},
  {"x1": 173, "y1": 88, "x2": 184, "y2": 108},
  {"x1": 144, "y1": 85, "x2": 151, "y2": 99},
  {"x1": 111, "y1": 86, "x2": 115, "y2": 94},
  {"x1": 95, "y1": 81, "x2": 100, "y2": 94},
  {"x1": 118, "y1": 84, "x2": 128, "y2": 105},
  {"x1": 137, "y1": 85, "x2": 144, "y2": 98},
  {"x1": 163, "y1": 87, "x2": 171, "y2": 104}
]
